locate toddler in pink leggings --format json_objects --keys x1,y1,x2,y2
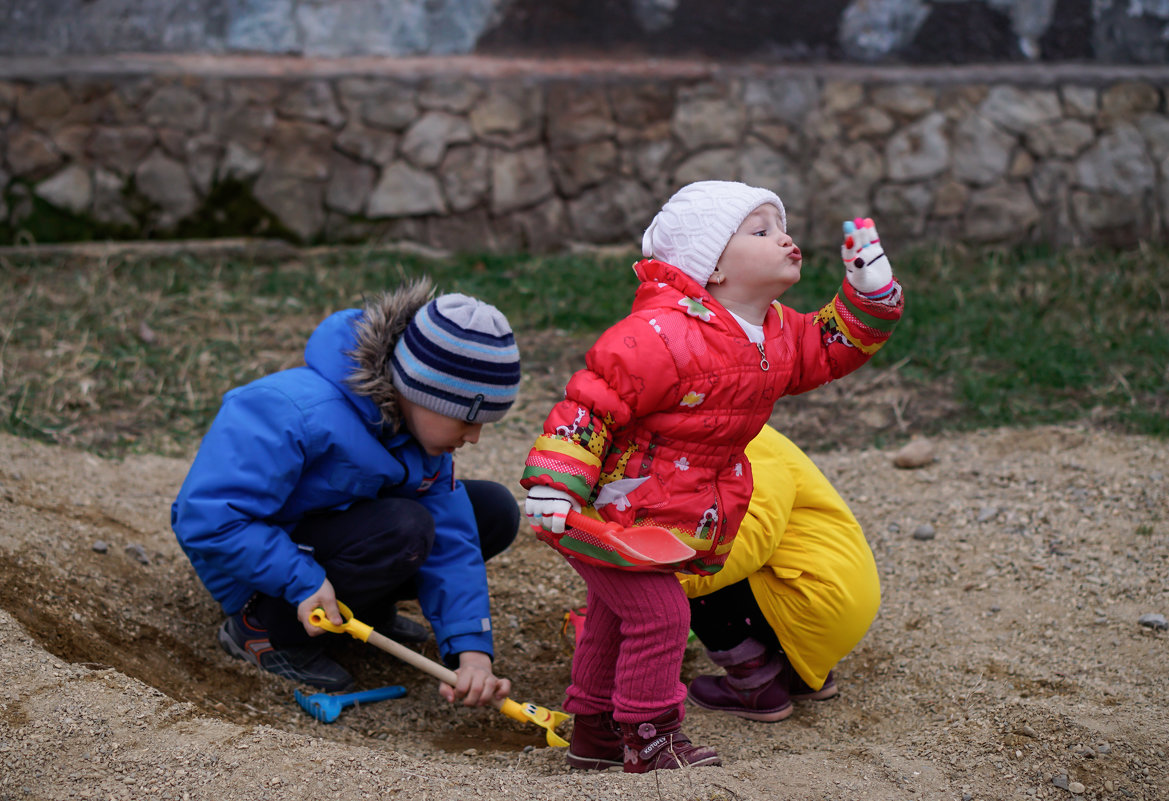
[{"x1": 522, "y1": 180, "x2": 903, "y2": 772}]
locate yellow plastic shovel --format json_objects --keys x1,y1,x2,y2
[{"x1": 310, "y1": 602, "x2": 569, "y2": 747}]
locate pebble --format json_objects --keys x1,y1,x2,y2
[
  {"x1": 1096, "y1": 742, "x2": 1111, "y2": 755},
  {"x1": 977, "y1": 506, "x2": 999, "y2": 522},
  {"x1": 124, "y1": 543, "x2": 150, "y2": 565},
  {"x1": 1068, "y1": 781, "x2": 1085, "y2": 794},
  {"x1": 1052, "y1": 774, "x2": 1069, "y2": 789},
  {"x1": 912, "y1": 524, "x2": 936, "y2": 541},
  {"x1": 1137, "y1": 613, "x2": 1167, "y2": 631},
  {"x1": 892, "y1": 438, "x2": 936, "y2": 469},
  {"x1": 92, "y1": 541, "x2": 109, "y2": 554}
]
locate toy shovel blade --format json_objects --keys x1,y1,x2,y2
[
  {"x1": 499, "y1": 698, "x2": 571, "y2": 748},
  {"x1": 566, "y1": 510, "x2": 696, "y2": 565}
]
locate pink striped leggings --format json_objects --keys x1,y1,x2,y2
[{"x1": 564, "y1": 560, "x2": 690, "y2": 723}]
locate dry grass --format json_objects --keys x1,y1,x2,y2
[
  {"x1": 2, "y1": 239, "x2": 1166, "y2": 459},
  {"x1": 0, "y1": 244, "x2": 632, "y2": 457}
]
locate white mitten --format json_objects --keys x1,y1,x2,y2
[
  {"x1": 524, "y1": 485, "x2": 580, "y2": 534},
  {"x1": 841, "y1": 217, "x2": 894, "y2": 296}
]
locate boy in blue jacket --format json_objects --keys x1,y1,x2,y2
[{"x1": 172, "y1": 279, "x2": 522, "y2": 705}]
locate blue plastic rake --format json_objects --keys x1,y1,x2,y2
[{"x1": 294, "y1": 684, "x2": 407, "y2": 723}]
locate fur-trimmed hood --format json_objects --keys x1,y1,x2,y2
[{"x1": 344, "y1": 278, "x2": 435, "y2": 428}]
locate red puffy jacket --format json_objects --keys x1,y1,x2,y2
[{"x1": 521, "y1": 258, "x2": 901, "y2": 574}]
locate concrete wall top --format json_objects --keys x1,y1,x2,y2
[
  {"x1": 2, "y1": 52, "x2": 1168, "y2": 86},
  {"x1": 4, "y1": 0, "x2": 1169, "y2": 65}
]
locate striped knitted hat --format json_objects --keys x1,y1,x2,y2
[{"x1": 390, "y1": 294, "x2": 521, "y2": 424}]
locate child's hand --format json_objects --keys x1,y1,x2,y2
[
  {"x1": 841, "y1": 218, "x2": 894, "y2": 296},
  {"x1": 524, "y1": 486, "x2": 579, "y2": 534},
  {"x1": 297, "y1": 577, "x2": 341, "y2": 637},
  {"x1": 440, "y1": 651, "x2": 512, "y2": 707}
]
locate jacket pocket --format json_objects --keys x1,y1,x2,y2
[
  {"x1": 595, "y1": 472, "x2": 667, "y2": 529},
  {"x1": 603, "y1": 463, "x2": 723, "y2": 544}
]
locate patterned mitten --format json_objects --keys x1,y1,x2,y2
[
  {"x1": 841, "y1": 218, "x2": 894, "y2": 298},
  {"x1": 524, "y1": 485, "x2": 580, "y2": 534}
]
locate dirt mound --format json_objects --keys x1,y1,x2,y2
[{"x1": 1, "y1": 422, "x2": 1167, "y2": 801}]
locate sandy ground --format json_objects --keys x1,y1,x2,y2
[{"x1": 1, "y1": 410, "x2": 1167, "y2": 800}]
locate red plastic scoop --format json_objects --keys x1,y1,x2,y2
[{"x1": 566, "y1": 510, "x2": 696, "y2": 565}]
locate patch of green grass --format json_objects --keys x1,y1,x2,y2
[
  {"x1": 784, "y1": 242, "x2": 1168, "y2": 435},
  {"x1": 0, "y1": 241, "x2": 1165, "y2": 458}
]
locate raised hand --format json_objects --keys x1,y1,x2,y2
[{"x1": 841, "y1": 218, "x2": 894, "y2": 297}]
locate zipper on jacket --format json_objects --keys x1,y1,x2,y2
[{"x1": 756, "y1": 342, "x2": 770, "y2": 371}]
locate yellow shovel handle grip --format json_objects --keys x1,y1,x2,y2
[{"x1": 308, "y1": 601, "x2": 372, "y2": 642}]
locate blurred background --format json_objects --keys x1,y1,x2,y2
[
  {"x1": 4, "y1": 0, "x2": 1169, "y2": 64},
  {"x1": 0, "y1": 2, "x2": 1166, "y2": 454},
  {"x1": 0, "y1": 0, "x2": 1167, "y2": 250}
]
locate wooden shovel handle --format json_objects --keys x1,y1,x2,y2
[
  {"x1": 366, "y1": 629, "x2": 459, "y2": 686},
  {"x1": 311, "y1": 604, "x2": 569, "y2": 746}
]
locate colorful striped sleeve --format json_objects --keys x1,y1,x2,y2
[
  {"x1": 521, "y1": 434, "x2": 602, "y2": 504},
  {"x1": 819, "y1": 277, "x2": 903, "y2": 355}
]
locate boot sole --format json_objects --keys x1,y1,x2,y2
[
  {"x1": 791, "y1": 683, "x2": 839, "y2": 702},
  {"x1": 624, "y1": 751, "x2": 723, "y2": 772},
  {"x1": 687, "y1": 692, "x2": 794, "y2": 722},
  {"x1": 565, "y1": 751, "x2": 623, "y2": 771},
  {"x1": 688, "y1": 754, "x2": 722, "y2": 768}
]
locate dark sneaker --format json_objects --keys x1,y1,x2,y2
[
  {"x1": 217, "y1": 612, "x2": 353, "y2": 692},
  {"x1": 364, "y1": 605, "x2": 430, "y2": 643},
  {"x1": 385, "y1": 610, "x2": 429, "y2": 644}
]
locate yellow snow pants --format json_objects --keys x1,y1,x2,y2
[{"x1": 678, "y1": 425, "x2": 880, "y2": 691}]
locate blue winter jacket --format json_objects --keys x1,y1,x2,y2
[{"x1": 171, "y1": 306, "x2": 495, "y2": 662}]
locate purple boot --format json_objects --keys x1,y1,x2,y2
[
  {"x1": 566, "y1": 712, "x2": 623, "y2": 770},
  {"x1": 619, "y1": 708, "x2": 721, "y2": 773},
  {"x1": 687, "y1": 638, "x2": 793, "y2": 722},
  {"x1": 786, "y1": 665, "x2": 839, "y2": 701}
]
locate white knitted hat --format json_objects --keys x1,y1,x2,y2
[{"x1": 641, "y1": 181, "x2": 786, "y2": 286}]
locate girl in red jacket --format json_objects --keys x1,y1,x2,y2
[{"x1": 521, "y1": 180, "x2": 903, "y2": 772}]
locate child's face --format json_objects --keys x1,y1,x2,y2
[
  {"x1": 399, "y1": 396, "x2": 484, "y2": 456},
  {"x1": 714, "y1": 204, "x2": 802, "y2": 297}
]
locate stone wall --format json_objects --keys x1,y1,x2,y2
[{"x1": 1, "y1": 55, "x2": 1167, "y2": 252}]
